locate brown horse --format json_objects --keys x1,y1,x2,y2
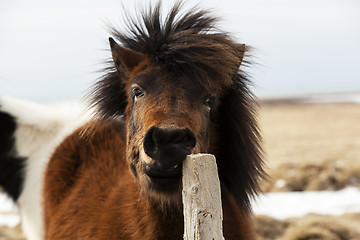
[{"x1": 39, "y1": 2, "x2": 265, "y2": 239}]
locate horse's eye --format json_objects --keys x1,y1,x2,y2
[
  {"x1": 204, "y1": 96, "x2": 216, "y2": 109},
  {"x1": 132, "y1": 88, "x2": 144, "y2": 100}
]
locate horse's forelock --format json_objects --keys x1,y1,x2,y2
[{"x1": 110, "y1": 1, "x2": 244, "y2": 89}]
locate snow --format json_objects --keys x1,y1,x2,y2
[
  {"x1": 1, "y1": 187, "x2": 360, "y2": 227},
  {"x1": 252, "y1": 187, "x2": 360, "y2": 220},
  {"x1": 0, "y1": 194, "x2": 20, "y2": 227}
]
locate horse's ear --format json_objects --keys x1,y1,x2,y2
[
  {"x1": 109, "y1": 37, "x2": 146, "y2": 74},
  {"x1": 235, "y1": 44, "x2": 246, "y2": 69}
]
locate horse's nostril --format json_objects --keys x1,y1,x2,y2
[
  {"x1": 182, "y1": 128, "x2": 196, "y2": 148},
  {"x1": 143, "y1": 126, "x2": 157, "y2": 158},
  {"x1": 143, "y1": 127, "x2": 196, "y2": 168}
]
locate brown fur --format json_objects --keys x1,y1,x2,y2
[{"x1": 43, "y1": 2, "x2": 265, "y2": 239}]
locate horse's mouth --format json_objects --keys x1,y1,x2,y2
[
  {"x1": 145, "y1": 163, "x2": 182, "y2": 178},
  {"x1": 145, "y1": 164, "x2": 182, "y2": 191}
]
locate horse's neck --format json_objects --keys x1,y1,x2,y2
[{"x1": 145, "y1": 201, "x2": 184, "y2": 240}]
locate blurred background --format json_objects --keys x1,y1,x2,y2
[{"x1": 1, "y1": 0, "x2": 360, "y2": 239}]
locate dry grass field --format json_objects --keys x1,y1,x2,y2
[
  {"x1": 0, "y1": 225, "x2": 24, "y2": 240},
  {"x1": 260, "y1": 103, "x2": 360, "y2": 192},
  {"x1": 1, "y1": 102, "x2": 360, "y2": 239},
  {"x1": 255, "y1": 213, "x2": 360, "y2": 240}
]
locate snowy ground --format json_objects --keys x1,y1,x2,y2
[
  {"x1": 0, "y1": 194, "x2": 20, "y2": 227},
  {"x1": 1, "y1": 187, "x2": 360, "y2": 227},
  {"x1": 252, "y1": 187, "x2": 360, "y2": 220}
]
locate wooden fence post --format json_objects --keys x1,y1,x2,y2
[{"x1": 182, "y1": 154, "x2": 224, "y2": 240}]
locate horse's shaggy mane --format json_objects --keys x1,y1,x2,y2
[{"x1": 90, "y1": 1, "x2": 265, "y2": 212}]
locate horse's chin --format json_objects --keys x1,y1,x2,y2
[
  {"x1": 136, "y1": 148, "x2": 184, "y2": 209},
  {"x1": 141, "y1": 174, "x2": 183, "y2": 210},
  {"x1": 147, "y1": 175, "x2": 182, "y2": 193}
]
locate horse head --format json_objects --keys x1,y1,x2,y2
[{"x1": 90, "y1": 2, "x2": 263, "y2": 211}]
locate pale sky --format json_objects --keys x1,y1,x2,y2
[{"x1": 1, "y1": 0, "x2": 360, "y2": 102}]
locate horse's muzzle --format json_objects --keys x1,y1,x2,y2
[{"x1": 143, "y1": 126, "x2": 196, "y2": 170}]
